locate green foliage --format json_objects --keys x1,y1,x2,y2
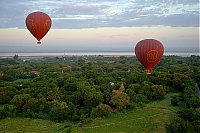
[
  {"x1": 25, "y1": 98, "x2": 47, "y2": 113},
  {"x1": 177, "y1": 108, "x2": 200, "y2": 126},
  {"x1": 3, "y1": 86, "x2": 18, "y2": 98},
  {"x1": 166, "y1": 117, "x2": 194, "y2": 133},
  {"x1": 0, "y1": 104, "x2": 19, "y2": 119},
  {"x1": 110, "y1": 93, "x2": 130, "y2": 110},
  {"x1": 11, "y1": 94, "x2": 31, "y2": 111},
  {"x1": 0, "y1": 93, "x2": 187, "y2": 132},
  {"x1": 96, "y1": 103, "x2": 113, "y2": 117},
  {"x1": 183, "y1": 86, "x2": 200, "y2": 108},
  {"x1": 139, "y1": 81, "x2": 152, "y2": 99},
  {"x1": 135, "y1": 82, "x2": 166, "y2": 101},
  {"x1": 91, "y1": 107, "x2": 98, "y2": 118},
  {"x1": 50, "y1": 108, "x2": 68, "y2": 122},
  {"x1": 0, "y1": 94, "x2": 11, "y2": 104},
  {"x1": 0, "y1": 105, "x2": 10, "y2": 119},
  {"x1": 171, "y1": 74, "x2": 193, "y2": 91},
  {"x1": 0, "y1": 55, "x2": 199, "y2": 125},
  {"x1": 185, "y1": 95, "x2": 200, "y2": 108},
  {"x1": 166, "y1": 108, "x2": 200, "y2": 133},
  {"x1": 83, "y1": 88, "x2": 103, "y2": 109},
  {"x1": 63, "y1": 77, "x2": 79, "y2": 92},
  {"x1": 47, "y1": 87, "x2": 60, "y2": 101},
  {"x1": 133, "y1": 94, "x2": 149, "y2": 103},
  {"x1": 126, "y1": 83, "x2": 149, "y2": 103},
  {"x1": 125, "y1": 87, "x2": 136, "y2": 102},
  {"x1": 170, "y1": 94, "x2": 180, "y2": 106},
  {"x1": 150, "y1": 85, "x2": 166, "y2": 100},
  {"x1": 38, "y1": 102, "x2": 51, "y2": 114}
]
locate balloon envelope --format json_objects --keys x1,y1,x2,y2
[
  {"x1": 135, "y1": 39, "x2": 164, "y2": 74},
  {"x1": 26, "y1": 12, "x2": 52, "y2": 44}
]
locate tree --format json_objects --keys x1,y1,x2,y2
[
  {"x1": 125, "y1": 88, "x2": 136, "y2": 102},
  {"x1": 133, "y1": 94, "x2": 148, "y2": 103},
  {"x1": 157, "y1": 73, "x2": 172, "y2": 87},
  {"x1": 13, "y1": 54, "x2": 18, "y2": 60},
  {"x1": 185, "y1": 96, "x2": 200, "y2": 108},
  {"x1": 75, "y1": 81, "x2": 91, "y2": 107},
  {"x1": 0, "y1": 94, "x2": 11, "y2": 104},
  {"x1": 91, "y1": 107, "x2": 98, "y2": 118},
  {"x1": 129, "y1": 83, "x2": 141, "y2": 94},
  {"x1": 178, "y1": 108, "x2": 200, "y2": 124},
  {"x1": 11, "y1": 94, "x2": 31, "y2": 111},
  {"x1": 171, "y1": 74, "x2": 194, "y2": 91},
  {"x1": 170, "y1": 94, "x2": 180, "y2": 106},
  {"x1": 125, "y1": 69, "x2": 148, "y2": 84},
  {"x1": 150, "y1": 85, "x2": 166, "y2": 100},
  {"x1": 110, "y1": 93, "x2": 130, "y2": 110},
  {"x1": 4, "y1": 86, "x2": 18, "y2": 98},
  {"x1": 139, "y1": 81, "x2": 152, "y2": 100},
  {"x1": 50, "y1": 108, "x2": 67, "y2": 122},
  {"x1": 83, "y1": 88, "x2": 104, "y2": 109},
  {"x1": 166, "y1": 117, "x2": 194, "y2": 133},
  {"x1": 47, "y1": 87, "x2": 60, "y2": 101},
  {"x1": 25, "y1": 98, "x2": 46, "y2": 113},
  {"x1": 183, "y1": 86, "x2": 200, "y2": 108},
  {"x1": 63, "y1": 77, "x2": 79, "y2": 92},
  {"x1": 96, "y1": 103, "x2": 113, "y2": 117}
]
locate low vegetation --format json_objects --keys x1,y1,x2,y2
[{"x1": 0, "y1": 93, "x2": 181, "y2": 133}]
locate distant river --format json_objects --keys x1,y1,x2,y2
[{"x1": 0, "y1": 52, "x2": 199, "y2": 57}]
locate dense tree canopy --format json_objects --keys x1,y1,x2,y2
[{"x1": 0, "y1": 55, "x2": 199, "y2": 127}]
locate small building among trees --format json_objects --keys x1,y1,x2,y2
[{"x1": 112, "y1": 82, "x2": 125, "y2": 93}]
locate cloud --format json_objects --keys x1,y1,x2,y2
[{"x1": 0, "y1": 0, "x2": 199, "y2": 29}]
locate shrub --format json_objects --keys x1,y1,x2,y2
[
  {"x1": 166, "y1": 117, "x2": 194, "y2": 133},
  {"x1": 91, "y1": 107, "x2": 98, "y2": 118},
  {"x1": 0, "y1": 94, "x2": 11, "y2": 104},
  {"x1": 96, "y1": 103, "x2": 113, "y2": 117},
  {"x1": 177, "y1": 108, "x2": 200, "y2": 125},
  {"x1": 185, "y1": 96, "x2": 200, "y2": 108},
  {"x1": 72, "y1": 113, "x2": 80, "y2": 122},
  {"x1": 0, "y1": 105, "x2": 17, "y2": 119},
  {"x1": 50, "y1": 108, "x2": 67, "y2": 122},
  {"x1": 170, "y1": 94, "x2": 179, "y2": 106},
  {"x1": 38, "y1": 103, "x2": 51, "y2": 114},
  {"x1": 150, "y1": 85, "x2": 166, "y2": 100},
  {"x1": 109, "y1": 93, "x2": 130, "y2": 110},
  {"x1": 22, "y1": 109, "x2": 32, "y2": 118},
  {"x1": 0, "y1": 109, "x2": 7, "y2": 119},
  {"x1": 166, "y1": 108, "x2": 200, "y2": 133},
  {"x1": 11, "y1": 94, "x2": 31, "y2": 111},
  {"x1": 133, "y1": 94, "x2": 149, "y2": 103},
  {"x1": 126, "y1": 102, "x2": 137, "y2": 110}
]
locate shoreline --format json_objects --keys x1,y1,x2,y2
[{"x1": 0, "y1": 52, "x2": 199, "y2": 58}]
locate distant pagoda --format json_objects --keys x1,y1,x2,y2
[{"x1": 112, "y1": 82, "x2": 125, "y2": 93}]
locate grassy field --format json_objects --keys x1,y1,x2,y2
[
  {"x1": 0, "y1": 118, "x2": 68, "y2": 133},
  {"x1": 0, "y1": 93, "x2": 181, "y2": 133},
  {"x1": 73, "y1": 93, "x2": 181, "y2": 133}
]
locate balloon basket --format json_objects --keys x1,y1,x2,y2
[
  {"x1": 147, "y1": 70, "x2": 151, "y2": 75},
  {"x1": 37, "y1": 41, "x2": 41, "y2": 44}
]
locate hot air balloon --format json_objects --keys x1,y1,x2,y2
[
  {"x1": 135, "y1": 39, "x2": 164, "y2": 74},
  {"x1": 26, "y1": 12, "x2": 52, "y2": 44}
]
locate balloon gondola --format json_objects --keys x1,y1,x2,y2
[
  {"x1": 25, "y1": 12, "x2": 52, "y2": 44},
  {"x1": 135, "y1": 39, "x2": 164, "y2": 74}
]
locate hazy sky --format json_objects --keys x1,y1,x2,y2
[{"x1": 0, "y1": 0, "x2": 199, "y2": 52}]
